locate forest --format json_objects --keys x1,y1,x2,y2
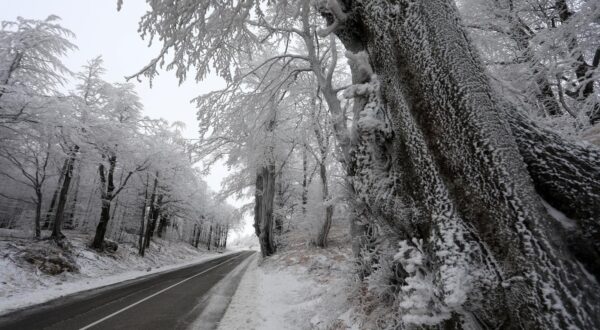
[
  {"x1": 1, "y1": 0, "x2": 600, "y2": 329},
  {"x1": 0, "y1": 16, "x2": 238, "y2": 253}
]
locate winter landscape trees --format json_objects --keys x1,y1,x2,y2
[
  {"x1": 1, "y1": 0, "x2": 600, "y2": 328},
  {"x1": 131, "y1": 0, "x2": 600, "y2": 328},
  {"x1": 0, "y1": 16, "x2": 238, "y2": 255}
]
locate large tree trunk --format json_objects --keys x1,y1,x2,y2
[
  {"x1": 64, "y1": 165, "x2": 80, "y2": 230},
  {"x1": 254, "y1": 164, "x2": 277, "y2": 257},
  {"x1": 92, "y1": 155, "x2": 116, "y2": 250},
  {"x1": 507, "y1": 109, "x2": 600, "y2": 278},
  {"x1": 144, "y1": 194, "x2": 162, "y2": 248},
  {"x1": 92, "y1": 199, "x2": 112, "y2": 249},
  {"x1": 326, "y1": 0, "x2": 600, "y2": 328},
  {"x1": 43, "y1": 161, "x2": 67, "y2": 230},
  {"x1": 51, "y1": 148, "x2": 78, "y2": 240}
]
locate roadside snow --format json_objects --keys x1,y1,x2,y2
[
  {"x1": 218, "y1": 246, "x2": 356, "y2": 330},
  {"x1": 189, "y1": 253, "x2": 256, "y2": 330},
  {"x1": 0, "y1": 231, "x2": 235, "y2": 315}
]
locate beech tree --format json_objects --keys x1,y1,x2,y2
[{"x1": 322, "y1": 0, "x2": 600, "y2": 327}]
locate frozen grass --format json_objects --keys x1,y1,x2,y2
[{"x1": 0, "y1": 229, "x2": 233, "y2": 315}]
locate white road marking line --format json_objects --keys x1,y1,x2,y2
[{"x1": 79, "y1": 253, "x2": 245, "y2": 330}]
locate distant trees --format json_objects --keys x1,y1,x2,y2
[{"x1": 0, "y1": 16, "x2": 237, "y2": 254}]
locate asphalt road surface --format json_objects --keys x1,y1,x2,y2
[{"x1": 0, "y1": 250, "x2": 256, "y2": 330}]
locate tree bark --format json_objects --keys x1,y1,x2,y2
[
  {"x1": 206, "y1": 225, "x2": 212, "y2": 250},
  {"x1": 254, "y1": 164, "x2": 277, "y2": 257},
  {"x1": 64, "y1": 165, "x2": 80, "y2": 229},
  {"x1": 51, "y1": 147, "x2": 78, "y2": 240},
  {"x1": 145, "y1": 194, "x2": 162, "y2": 248},
  {"x1": 507, "y1": 108, "x2": 600, "y2": 277},
  {"x1": 34, "y1": 189, "x2": 42, "y2": 239},
  {"x1": 43, "y1": 160, "x2": 67, "y2": 230},
  {"x1": 92, "y1": 155, "x2": 116, "y2": 249},
  {"x1": 327, "y1": 0, "x2": 600, "y2": 327}
]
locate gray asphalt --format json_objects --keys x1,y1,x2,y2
[{"x1": 0, "y1": 250, "x2": 255, "y2": 330}]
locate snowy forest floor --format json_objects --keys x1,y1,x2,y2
[
  {"x1": 0, "y1": 229, "x2": 233, "y2": 315},
  {"x1": 218, "y1": 222, "x2": 359, "y2": 330}
]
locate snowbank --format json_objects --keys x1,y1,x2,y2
[
  {"x1": 0, "y1": 230, "x2": 234, "y2": 315},
  {"x1": 218, "y1": 244, "x2": 357, "y2": 329}
]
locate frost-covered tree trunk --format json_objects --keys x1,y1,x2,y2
[
  {"x1": 506, "y1": 109, "x2": 600, "y2": 277},
  {"x1": 253, "y1": 104, "x2": 278, "y2": 257},
  {"x1": 65, "y1": 165, "x2": 81, "y2": 229},
  {"x1": 33, "y1": 188, "x2": 42, "y2": 239},
  {"x1": 92, "y1": 156, "x2": 117, "y2": 249},
  {"x1": 254, "y1": 163, "x2": 277, "y2": 257},
  {"x1": 92, "y1": 154, "x2": 138, "y2": 250},
  {"x1": 43, "y1": 161, "x2": 67, "y2": 230},
  {"x1": 51, "y1": 146, "x2": 78, "y2": 240},
  {"x1": 324, "y1": 0, "x2": 600, "y2": 327},
  {"x1": 145, "y1": 194, "x2": 163, "y2": 248}
]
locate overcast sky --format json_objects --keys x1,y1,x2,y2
[{"x1": 1, "y1": 1, "x2": 254, "y2": 237}]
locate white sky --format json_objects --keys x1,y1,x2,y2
[{"x1": 1, "y1": 0, "x2": 254, "y2": 239}]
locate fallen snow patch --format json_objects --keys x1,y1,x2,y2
[{"x1": 218, "y1": 246, "x2": 356, "y2": 330}]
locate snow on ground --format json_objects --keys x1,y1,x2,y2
[
  {"x1": 218, "y1": 222, "x2": 359, "y2": 330},
  {"x1": 0, "y1": 230, "x2": 234, "y2": 315}
]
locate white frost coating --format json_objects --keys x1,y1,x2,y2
[
  {"x1": 344, "y1": 48, "x2": 479, "y2": 327},
  {"x1": 394, "y1": 239, "x2": 451, "y2": 325}
]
